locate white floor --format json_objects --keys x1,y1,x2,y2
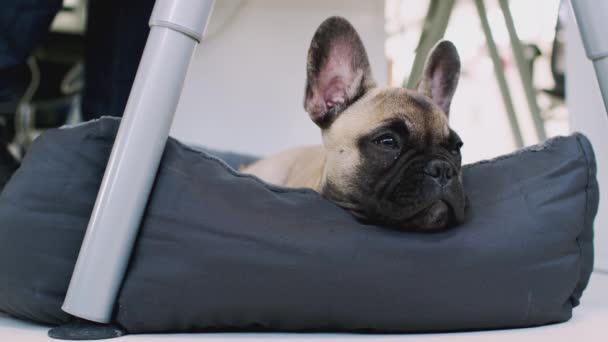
[{"x1": 2, "y1": 272, "x2": 607, "y2": 342}]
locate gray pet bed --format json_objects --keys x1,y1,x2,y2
[{"x1": 0, "y1": 117, "x2": 598, "y2": 333}]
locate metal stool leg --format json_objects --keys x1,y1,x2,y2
[
  {"x1": 60, "y1": 0, "x2": 215, "y2": 324},
  {"x1": 474, "y1": 0, "x2": 525, "y2": 148},
  {"x1": 570, "y1": 0, "x2": 608, "y2": 117},
  {"x1": 405, "y1": 0, "x2": 455, "y2": 88},
  {"x1": 498, "y1": 0, "x2": 547, "y2": 141}
]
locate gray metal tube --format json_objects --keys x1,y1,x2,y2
[
  {"x1": 474, "y1": 0, "x2": 525, "y2": 148},
  {"x1": 62, "y1": 0, "x2": 215, "y2": 323},
  {"x1": 498, "y1": 0, "x2": 547, "y2": 142},
  {"x1": 571, "y1": 0, "x2": 608, "y2": 117},
  {"x1": 405, "y1": 0, "x2": 455, "y2": 89}
]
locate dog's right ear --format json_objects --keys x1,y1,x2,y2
[
  {"x1": 304, "y1": 16, "x2": 376, "y2": 128},
  {"x1": 416, "y1": 40, "x2": 461, "y2": 117}
]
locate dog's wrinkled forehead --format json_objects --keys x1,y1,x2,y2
[{"x1": 326, "y1": 86, "x2": 450, "y2": 143}]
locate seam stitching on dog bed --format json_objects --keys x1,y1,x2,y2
[
  {"x1": 462, "y1": 135, "x2": 571, "y2": 170},
  {"x1": 567, "y1": 132, "x2": 592, "y2": 309},
  {"x1": 575, "y1": 133, "x2": 593, "y2": 306},
  {"x1": 72, "y1": 116, "x2": 316, "y2": 197},
  {"x1": 167, "y1": 140, "x2": 319, "y2": 196},
  {"x1": 172, "y1": 134, "x2": 577, "y2": 197}
]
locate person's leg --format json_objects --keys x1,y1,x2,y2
[
  {"x1": 0, "y1": 0, "x2": 62, "y2": 102},
  {"x1": 82, "y1": 0, "x2": 154, "y2": 120},
  {"x1": 0, "y1": 0, "x2": 62, "y2": 182},
  {"x1": 0, "y1": 0, "x2": 62, "y2": 69}
]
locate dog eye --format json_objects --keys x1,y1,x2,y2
[{"x1": 373, "y1": 134, "x2": 400, "y2": 150}]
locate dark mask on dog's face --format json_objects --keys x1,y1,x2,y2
[{"x1": 303, "y1": 17, "x2": 465, "y2": 231}]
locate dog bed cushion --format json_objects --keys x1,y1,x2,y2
[{"x1": 0, "y1": 117, "x2": 598, "y2": 333}]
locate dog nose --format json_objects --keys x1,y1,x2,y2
[{"x1": 424, "y1": 160, "x2": 454, "y2": 186}]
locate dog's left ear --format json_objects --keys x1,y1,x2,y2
[
  {"x1": 304, "y1": 16, "x2": 376, "y2": 128},
  {"x1": 416, "y1": 40, "x2": 461, "y2": 116}
]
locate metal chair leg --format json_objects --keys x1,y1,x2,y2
[
  {"x1": 405, "y1": 0, "x2": 456, "y2": 88},
  {"x1": 474, "y1": 0, "x2": 525, "y2": 148},
  {"x1": 61, "y1": 0, "x2": 215, "y2": 324},
  {"x1": 498, "y1": 0, "x2": 547, "y2": 141},
  {"x1": 570, "y1": 0, "x2": 608, "y2": 118}
]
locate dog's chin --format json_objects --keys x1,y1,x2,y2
[
  {"x1": 350, "y1": 199, "x2": 458, "y2": 232},
  {"x1": 405, "y1": 200, "x2": 452, "y2": 231},
  {"x1": 325, "y1": 179, "x2": 465, "y2": 232}
]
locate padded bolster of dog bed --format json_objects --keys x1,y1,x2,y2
[{"x1": 0, "y1": 117, "x2": 598, "y2": 333}]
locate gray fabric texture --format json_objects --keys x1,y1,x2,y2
[{"x1": 0, "y1": 117, "x2": 598, "y2": 333}]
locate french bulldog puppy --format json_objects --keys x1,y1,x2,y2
[{"x1": 242, "y1": 16, "x2": 465, "y2": 231}]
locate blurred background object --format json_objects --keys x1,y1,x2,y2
[
  {"x1": 1, "y1": 0, "x2": 569, "y2": 164},
  {"x1": 386, "y1": 0, "x2": 567, "y2": 163}
]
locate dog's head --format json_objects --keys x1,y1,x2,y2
[{"x1": 304, "y1": 17, "x2": 465, "y2": 231}]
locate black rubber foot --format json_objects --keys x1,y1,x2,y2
[{"x1": 48, "y1": 319, "x2": 127, "y2": 340}]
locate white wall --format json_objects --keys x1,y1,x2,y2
[
  {"x1": 170, "y1": 0, "x2": 386, "y2": 156},
  {"x1": 566, "y1": 11, "x2": 608, "y2": 270}
]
